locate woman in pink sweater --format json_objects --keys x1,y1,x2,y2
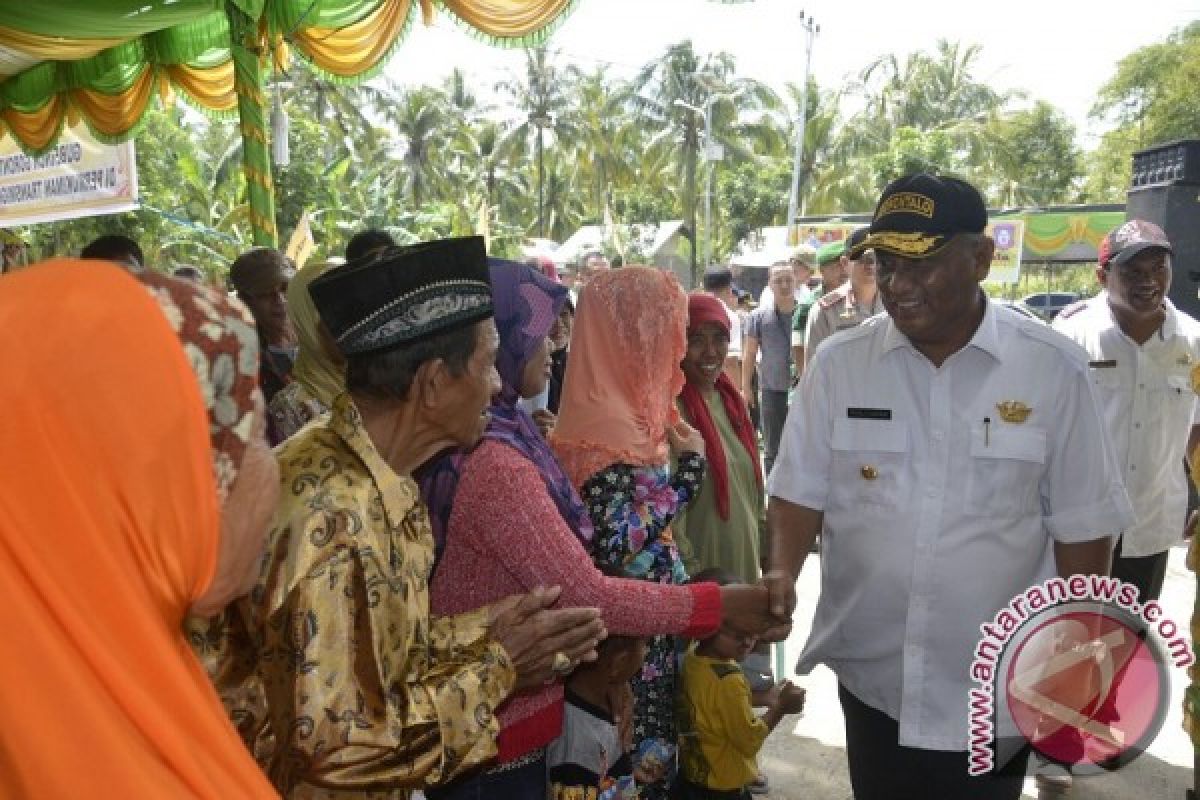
[{"x1": 419, "y1": 260, "x2": 776, "y2": 800}]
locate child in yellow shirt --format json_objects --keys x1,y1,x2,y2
[{"x1": 675, "y1": 569, "x2": 805, "y2": 799}]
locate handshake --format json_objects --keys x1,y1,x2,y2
[{"x1": 486, "y1": 579, "x2": 795, "y2": 691}]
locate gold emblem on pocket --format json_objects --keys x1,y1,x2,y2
[
  {"x1": 995, "y1": 401, "x2": 1032, "y2": 424},
  {"x1": 860, "y1": 465, "x2": 878, "y2": 480}
]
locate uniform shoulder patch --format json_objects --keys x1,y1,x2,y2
[
  {"x1": 818, "y1": 287, "x2": 847, "y2": 309},
  {"x1": 709, "y1": 660, "x2": 742, "y2": 680},
  {"x1": 1056, "y1": 300, "x2": 1087, "y2": 320}
]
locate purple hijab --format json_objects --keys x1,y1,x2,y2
[{"x1": 419, "y1": 259, "x2": 594, "y2": 562}]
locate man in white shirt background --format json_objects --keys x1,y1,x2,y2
[
  {"x1": 763, "y1": 174, "x2": 1131, "y2": 800},
  {"x1": 1054, "y1": 219, "x2": 1200, "y2": 604}
]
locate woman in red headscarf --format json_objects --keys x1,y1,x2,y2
[{"x1": 672, "y1": 292, "x2": 765, "y2": 586}]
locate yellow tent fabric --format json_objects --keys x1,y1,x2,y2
[{"x1": 0, "y1": 0, "x2": 577, "y2": 244}]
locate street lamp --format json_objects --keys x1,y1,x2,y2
[
  {"x1": 675, "y1": 88, "x2": 742, "y2": 270},
  {"x1": 785, "y1": 11, "x2": 820, "y2": 243}
]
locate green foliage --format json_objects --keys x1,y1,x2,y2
[
  {"x1": 1086, "y1": 22, "x2": 1200, "y2": 201},
  {"x1": 717, "y1": 159, "x2": 790, "y2": 248},
  {"x1": 18, "y1": 29, "x2": 1192, "y2": 273},
  {"x1": 983, "y1": 101, "x2": 1082, "y2": 206}
]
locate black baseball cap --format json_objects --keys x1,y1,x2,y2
[
  {"x1": 1098, "y1": 220, "x2": 1173, "y2": 268},
  {"x1": 855, "y1": 174, "x2": 987, "y2": 259},
  {"x1": 846, "y1": 226, "x2": 870, "y2": 258}
]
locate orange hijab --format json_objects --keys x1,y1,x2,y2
[
  {"x1": 0, "y1": 261, "x2": 276, "y2": 798},
  {"x1": 551, "y1": 266, "x2": 688, "y2": 487}
]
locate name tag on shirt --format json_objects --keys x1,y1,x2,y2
[
  {"x1": 1088, "y1": 359, "x2": 1118, "y2": 368},
  {"x1": 847, "y1": 407, "x2": 892, "y2": 420}
]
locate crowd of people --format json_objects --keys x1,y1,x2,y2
[{"x1": 1, "y1": 171, "x2": 1196, "y2": 800}]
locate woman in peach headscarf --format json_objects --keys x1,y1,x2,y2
[
  {"x1": 0, "y1": 260, "x2": 278, "y2": 798},
  {"x1": 551, "y1": 266, "x2": 707, "y2": 798}
]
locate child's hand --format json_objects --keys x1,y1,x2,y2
[{"x1": 778, "y1": 681, "x2": 806, "y2": 715}]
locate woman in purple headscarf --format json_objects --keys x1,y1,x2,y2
[{"x1": 419, "y1": 260, "x2": 773, "y2": 799}]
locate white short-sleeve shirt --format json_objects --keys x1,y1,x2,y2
[
  {"x1": 767, "y1": 299, "x2": 1133, "y2": 751},
  {"x1": 1053, "y1": 294, "x2": 1200, "y2": 557}
]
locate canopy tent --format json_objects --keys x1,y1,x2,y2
[{"x1": 0, "y1": 0, "x2": 575, "y2": 246}]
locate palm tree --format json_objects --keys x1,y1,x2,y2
[
  {"x1": 632, "y1": 40, "x2": 774, "y2": 278},
  {"x1": 847, "y1": 40, "x2": 1019, "y2": 188},
  {"x1": 383, "y1": 85, "x2": 451, "y2": 208},
  {"x1": 497, "y1": 47, "x2": 578, "y2": 237},
  {"x1": 564, "y1": 65, "x2": 639, "y2": 223}
]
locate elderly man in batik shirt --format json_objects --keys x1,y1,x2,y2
[{"x1": 206, "y1": 237, "x2": 605, "y2": 799}]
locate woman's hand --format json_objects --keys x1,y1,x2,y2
[
  {"x1": 718, "y1": 583, "x2": 792, "y2": 642},
  {"x1": 667, "y1": 420, "x2": 705, "y2": 458}
]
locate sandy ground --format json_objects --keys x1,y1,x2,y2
[{"x1": 758, "y1": 543, "x2": 1197, "y2": 799}]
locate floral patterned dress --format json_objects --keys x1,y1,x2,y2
[{"x1": 581, "y1": 451, "x2": 705, "y2": 798}]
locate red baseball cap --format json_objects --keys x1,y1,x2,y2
[{"x1": 1098, "y1": 220, "x2": 1173, "y2": 267}]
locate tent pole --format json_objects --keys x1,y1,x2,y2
[{"x1": 227, "y1": 1, "x2": 278, "y2": 248}]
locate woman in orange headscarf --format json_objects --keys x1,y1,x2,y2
[
  {"x1": 551, "y1": 266, "x2": 706, "y2": 798},
  {"x1": 0, "y1": 260, "x2": 278, "y2": 798}
]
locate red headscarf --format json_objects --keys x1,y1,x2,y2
[{"x1": 678, "y1": 292, "x2": 762, "y2": 519}]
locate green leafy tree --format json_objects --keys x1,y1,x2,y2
[
  {"x1": 1084, "y1": 22, "x2": 1200, "y2": 201},
  {"x1": 983, "y1": 101, "x2": 1082, "y2": 206}
]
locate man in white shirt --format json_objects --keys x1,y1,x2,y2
[
  {"x1": 763, "y1": 174, "x2": 1132, "y2": 800},
  {"x1": 758, "y1": 246, "x2": 815, "y2": 309},
  {"x1": 1054, "y1": 219, "x2": 1200, "y2": 603}
]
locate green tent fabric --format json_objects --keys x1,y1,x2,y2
[{"x1": 0, "y1": 0, "x2": 579, "y2": 244}]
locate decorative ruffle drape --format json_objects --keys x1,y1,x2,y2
[{"x1": 0, "y1": 0, "x2": 578, "y2": 244}]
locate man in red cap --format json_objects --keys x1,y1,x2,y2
[{"x1": 1055, "y1": 219, "x2": 1200, "y2": 604}]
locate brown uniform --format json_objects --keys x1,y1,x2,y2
[{"x1": 803, "y1": 283, "x2": 883, "y2": 367}]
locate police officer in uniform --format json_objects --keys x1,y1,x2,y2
[
  {"x1": 792, "y1": 239, "x2": 849, "y2": 372},
  {"x1": 803, "y1": 227, "x2": 881, "y2": 366}
]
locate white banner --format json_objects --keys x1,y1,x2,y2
[{"x1": 0, "y1": 124, "x2": 137, "y2": 228}]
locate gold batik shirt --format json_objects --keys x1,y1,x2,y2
[{"x1": 203, "y1": 394, "x2": 515, "y2": 799}]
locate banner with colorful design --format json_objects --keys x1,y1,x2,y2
[
  {"x1": 0, "y1": 123, "x2": 137, "y2": 228},
  {"x1": 985, "y1": 218, "x2": 1026, "y2": 284}
]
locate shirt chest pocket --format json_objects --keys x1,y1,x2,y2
[
  {"x1": 965, "y1": 426, "x2": 1046, "y2": 516},
  {"x1": 829, "y1": 418, "x2": 908, "y2": 514}
]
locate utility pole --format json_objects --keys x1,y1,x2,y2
[
  {"x1": 785, "y1": 11, "x2": 819, "y2": 244},
  {"x1": 676, "y1": 88, "x2": 742, "y2": 272}
]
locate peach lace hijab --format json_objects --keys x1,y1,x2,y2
[{"x1": 550, "y1": 266, "x2": 688, "y2": 487}]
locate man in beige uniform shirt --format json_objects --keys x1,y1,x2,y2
[{"x1": 804, "y1": 227, "x2": 882, "y2": 367}]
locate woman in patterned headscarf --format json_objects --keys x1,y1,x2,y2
[
  {"x1": 419, "y1": 261, "x2": 773, "y2": 800},
  {"x1": 549, "y1": 267, "x2": 713, "y2": 799},
  {"x1": 0, "y1": 260, "x2": 276, "y2": 798}
]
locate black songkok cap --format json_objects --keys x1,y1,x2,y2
[
  {"x1": 857, "y1": 174, "x2": 987, "y2": 259},
  {"x1": 309, "y1": 236, "x2": 494, "y2": 355}
]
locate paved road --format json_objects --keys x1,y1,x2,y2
[{"x1": 759, "y1": 543, "x2": 1196, "y2": 799}]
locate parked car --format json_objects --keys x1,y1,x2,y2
[{"x1": 1020, "y1": 291, "x2": 1081, "y2": 321}]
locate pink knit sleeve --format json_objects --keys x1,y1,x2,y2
[{"x1": 450, "y1": 440, "x2": 720, "y2": 638}]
